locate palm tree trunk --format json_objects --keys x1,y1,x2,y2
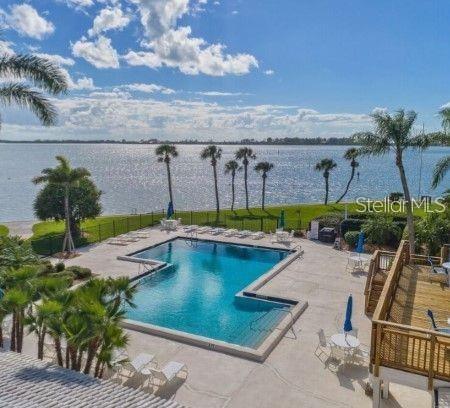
[
  {"x1": 65, "y1": 346, "x2": 70, "y2": 368},
  {"x1": 397, "y1": 158, "x2": 415, "y2": 255},
  {"x1": 17, "y1": 309, "x2": 24, "y2": 352},
  {"x1": 54, "y1": 336, "x2": 63, "y2": 366},
  {"x1": 166, "y1": 161, "x2": 174, "y2": 206},
  {"x1": 262, "y1": 175, "x2": 266, "y2": 210},
  {"x1": 11, "y1": 312, "x2": 16, "y2": 351},
  {"x1": 213, "y1": 164, "x2": 220, "y2": 219},
  {"x1": 231, "y1": 173, "x2": 235, "y2": 212},
  {"x1": 324, "y1": 175, "x2": 329, "y2": 205},
  {"x1": 0, "y1": 325, "x2": 3, "y2": 349},
  {"x1": 37, "y1": 328, "x2": 46, "y2": 360},
  {"x1": 336, "y1": 167, "x2": 355, "y2": 204},
  {"x1": 244, "y1": 164, "x2": 249, "y2": 210},
  {"x1": 94, "y1": 356, "x2": 102, "y2": 378},
  {"x1": 83, "y1": 339, "x2": 99, "y2": 374},
  {"x1": 63, "y1": 185, "x2": 74, "y2": 253}
]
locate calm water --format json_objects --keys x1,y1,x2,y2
[
  {"x1": 0, "y1": 143, "x2": 448, "y2": 221},
  {"x1": 126, "y1": 238, "x2": 290, "y2": 348}
]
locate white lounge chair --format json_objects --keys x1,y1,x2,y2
[
  {"x1": 106, "y1": 238, "x2": 130, "y2": 246},
  {"x1": 183, "y1": 225, "x2": 198, "y2": 233},
  {"x1": 236, "y1": 230, "x2": 251, "y2": 238},
  {"x1": 121, "y1": 353, "x2": 155, "y2": 379},
  {"x1": 147, "y1": 361, "x2": 187, "y2": 388},
  {"x1": 210, "y1": 227, "x2": 226, "y2": 235},
  {"x1": 224, "y1": 229, "x2": 238, "y2": 237},
  {"x1": 197, "y1": 226, "x2": 212, "y2": 234},
  {"x1": 251, "y1": 231, "x2": 265, "y2": 240}
]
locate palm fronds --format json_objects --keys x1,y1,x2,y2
[{"x1": 432, "y1": 156, "x2": 450, "y2": 189}]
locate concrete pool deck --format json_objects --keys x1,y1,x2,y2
[{"x1": 23, "y1": 228, "x2": 430, "y2": 407}]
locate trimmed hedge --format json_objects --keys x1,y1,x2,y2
[
  {"x1": 65, "y1": 265, "x2": 92, "y2": 279},
  {"x1": 344, "y1": 230, "x2": 360, "y2": 247}
]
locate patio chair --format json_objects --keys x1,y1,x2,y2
[
  {"x1": 251, "y1": 231, "x2": 265, "y2": 240},
  {"x1": 106, "y1": 238, "x2": 130, "y2": 246},
  {"x1": 109, "y1": 348, "x2": 129, "y2": 375},
  {"x1": 197, "y1": 226, "x2": 212, "y2": 234},
  {"x1": 147, "y1": 361, "x2": 187, "y2": 388},
  {"x1": 427, "y1": 310, "x2": 450, "y2": 334},
  {"x1": 429, "y1": 257, "x2": 448, "y2": 276},
  {"x1": 224, "y1": 229, "x2": 238, "y2": 237},
  {"x1": 121, "y1": 353, "x2": 156, "y2": 379},
  {"x1": 210, "y1": 228, "x2": 226, "y2": 235},
  {"x1": 183, "y1": 225, "x2": 198, "y2": 233},
  {"x1": 236, "y1": 230, "x2": 251, "y2": 238}
]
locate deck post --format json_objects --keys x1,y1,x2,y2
[
  {"x1": 382, "y1": 380, "x2": 389, "y2": 399},
  {"x1": 428, "y1": 334, "x2": 436, "y2": 390},
  {"x1": 372, "y1": 376, "x2": 381, "y2": 408}
]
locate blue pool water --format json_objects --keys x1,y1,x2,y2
[{"x1": 125, "y1": 238, "x2": 292, "y2": 348}]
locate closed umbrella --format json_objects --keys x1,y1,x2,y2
[
  {"x1": 356, "y1": 231, "x2": 365, "y2": 254},
  {"x1": 343, "y1": 294, "x2": 353, "y2": 333},
  {"x1": 167, "y1": 201, "x2": 174, "y2": 219},
  {"x1": 278, "y1": 209, "x2": 285, "y2": 230}
]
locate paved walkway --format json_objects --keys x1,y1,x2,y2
[{"x1": 22, "y1": 228, "x2": 430, "y2": 407}]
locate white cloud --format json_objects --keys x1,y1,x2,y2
[
  {"x1": 61, "y1": 0, "x2": 94, "y2": 8},
  {"x1": 88, "y1": 6, "x2": 130, "y2": 37},
  {"x1": 70, "y1": 76, "x2": 97, "y2": 90},
  {"x1": 1, "y1": 4, "x2": 55, "y2": 40},
  {"x1": 125, "y1": 0, "x2": 258, "y2": 76},
  {"x1": 131, "y1": 0, "x2": 190, "y2": 39},
  {"x1": 72, "y1": 35, "x2": 119, "y2": 68},
  {"x1": 440, "y1": 102, "x2": 450, "y2": 109},
  {"x1": 124, "y1": 26, "x2": 258, "y2": 76},
  {"x1": 264, "y1": 69, "x2": 274, "y2": 75},
  {"x1": 34, "y1": 53, "x2": 75, "y2": 66},
  {"x1": 197, "y1": 91, "x2": 247, "y2": 96},
  {"x1": 231, "y1": 10, "x2": 238, "y2": 15},
  {"x1": 116, "y1": 83, "x2": 176, "y2": 94},
  {"x1": 0, "y1": 40, "x2": 15, "y2": 56}
]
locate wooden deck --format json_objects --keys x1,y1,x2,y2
[{"x1": 388, "y1": 264, "x2": 450, "y2": 329}]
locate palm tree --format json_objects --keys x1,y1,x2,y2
[
  {"x1": 235, "y1": 147, "x2": 256, "y2": 210},
  {"x1": 355, "y1": 109, "x2": 432, "y2": 254},
  {"x1": 431, "y1": 108, "x2": 450, "y2": 188},
  {"x1": 200, "y1": 145, "x2": 222, "y2": 218},
  {"x1": 314, "y1": 158, "x2": 337, "y2": 205},
  {"x1": 33, "y1": 156, "x2": 91, "y2": 254},
  {"x1": 336, "y1": 148, "x2": 359, "y2": 203},
  {"x1": 155, "y1": 144, "x2": 178, "y2": 209},
  {"x1": 254, "y1": 162, "x2": 274, "y2": 210},
  {"x1": 0, "y1": 54, "x2": 68, "y2": 128},
  {"x1": 224, "y1": 160, "x2": 241, "y2": 211}
]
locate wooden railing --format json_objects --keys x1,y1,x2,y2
[
  {"x1": 364, "y1": 250, "x2": 396, "y2": 314},
  {"x1": 442, "y1": 244, "x2": 450, "y2": 263},
  {"x1": 370, "y1": 241, "x2": 450, "y2": 389}
]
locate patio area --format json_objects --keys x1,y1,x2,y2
[{"x1": 22, "y1": 227, "x2": 431, "y2": 407}]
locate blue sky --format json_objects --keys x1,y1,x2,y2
[{"x1": 0, "y1": 0, "x2": 449, "y2": 141}]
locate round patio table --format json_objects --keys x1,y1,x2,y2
[
  {"x1": 442, "y1": 262, "x2": 450, "y2": 272},
  {"x1": 330, "y1": 333, "x2": 360, "y2": 350}
]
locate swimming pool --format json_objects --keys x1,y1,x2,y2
[{"x1": 124, "y1": 238, "x2": 296, "y2": 350}]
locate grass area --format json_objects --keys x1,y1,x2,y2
[{"x1": 0, "y1": 225, "x2": 9, "y2": 237}]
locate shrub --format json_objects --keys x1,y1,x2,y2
[
  {"x1": 389, "y1": 192, "x2": 404, "y2": 201},
  {"x1": 37, "y1": 260, "x2": 55, "y2": 276},
  {"x1": 312, "y1": 212, "x2": 343, "y2": 229},
  {"x1": 55, "y1": 262, "x2": 65, "y2": 272},
  {"x1": 344, "y1": 231, "x2": 360, "y2": 247},
  {"x1": 340, "y1": 218, "x2": 364, "y2": 237},
  {"x1": 415, "y1": 212, "x2": 450, "y2": 255},
  {"x1": 65, "y1": 265, "x2": 92, "y2": 279},
  {"x1": 362, "y1": 215, "x2": 402, "y2": 246}
]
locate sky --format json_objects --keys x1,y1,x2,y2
[{"x1": 0, "y1": 0, "x2": 449, "y2": 141}]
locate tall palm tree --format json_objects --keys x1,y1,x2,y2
[
  {"x1": 336, "y1": 148, "x2": 359, "y2": 203},
  {"x1": 224, "y1": 160, "x2": 241, "y2": 211},
  {"x1": 235, "y1": 147, "x2": 256, "y2": 210},
  {"x1": 0, "y1": 54, "x2": 68, "y2": 127},
  {"x1": 33, "y1": 156, "x2": 90, "y2": 254},
  {"x1": 254, "y1": 162, "x2": 274, "y2": 210},
  {"x1": 314, "y1": 158, "x2": 337, "y2": 205},
  {"x1": 355, "y1": 109, "x2": 432, "y2": 254},
  {"x1": 155, "y1": 144, "x2": 178, "y2": 209},
  {"x1": 200, "y1": 145, "x2": 222, "y2": 218},
  {"x1": 431, "y1": 107, "x2": 450, "y2": 188}
]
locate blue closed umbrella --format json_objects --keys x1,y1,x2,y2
[
  {"x1": 278, "y1": 210, "x2": 285, "y2": 230},
  {"x1": 343, "y1": 294, "x2": 353, "y2": 333},
  {"x1": 356, "y1": 231, "x2": 365, "y2": 254},
  {"x1": 167, "y1": 201, "x2": 174, "y2": 219}
]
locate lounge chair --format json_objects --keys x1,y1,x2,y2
[
  {"x1": 224, "y1": 229, "x2": 238, "y2": 237},
  {"x1": 109, "y1": 348, "x2": 129, "y2": 375},
  {"x1": 129, "y1": 231, "x2": 151, "y2": 238},
  {"x1": 427, "y1": 310, "x2": 450, "y2": 334},
  {"x1": 210, "y1": 227, "x2": 226, "y2": 235},
  {"x1": 147, "y1": 361, "x2": 187, "y2": 388},
  {"x1": 106, "y1": 238, "x2": 129, "y2": 246},
  {"x1": 197, "y1": 226, "x2": 212, "y2": 234},
  {"x1": 251, "y1": 231, "x2": 265, "y2": 240},
  {"x1": 183, "y1": 225, "x2": 198, "y2": 233},
  {"x1": 236, "y1": 230, "x2": 251, "y2": 238},
  {"x1": 121, "y1": 353, "x2": 156, "y2": 379}
]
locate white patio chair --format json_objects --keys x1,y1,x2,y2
[
  {"x1": 236, "y1": 230, "x2": 251, "y2": 238},
  {"x1": 210, "y1": 228, "x2": 226, "y2": 235},
  {"x1": 106, "y1": 238, "x2": 129, "y2": 246},
  {"x1": 147, "y1": 361, "x2": 187, "y2": 388},
  {"x1": 197, "y1": 226, "x2": 212, "y2": 234},
  {"x1": 183, "y1": 225, "x2": 198, "y2": 233},
  {"x1": 251, "y1": 231, "x2": 265, "y2": 240},
  {"x1": 224, "y1": 229, "x2": 238, "y2": 237},
  {"x1": 121, "y1": 353, "x2": 155, "y2": 379}
]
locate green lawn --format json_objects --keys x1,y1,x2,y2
[
  {"x1": 29, "y1": 201, "x2": 442, "y2": 255},
  {"x1": 0, "y1": 225, "x2": 9, "y2": 237}
]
